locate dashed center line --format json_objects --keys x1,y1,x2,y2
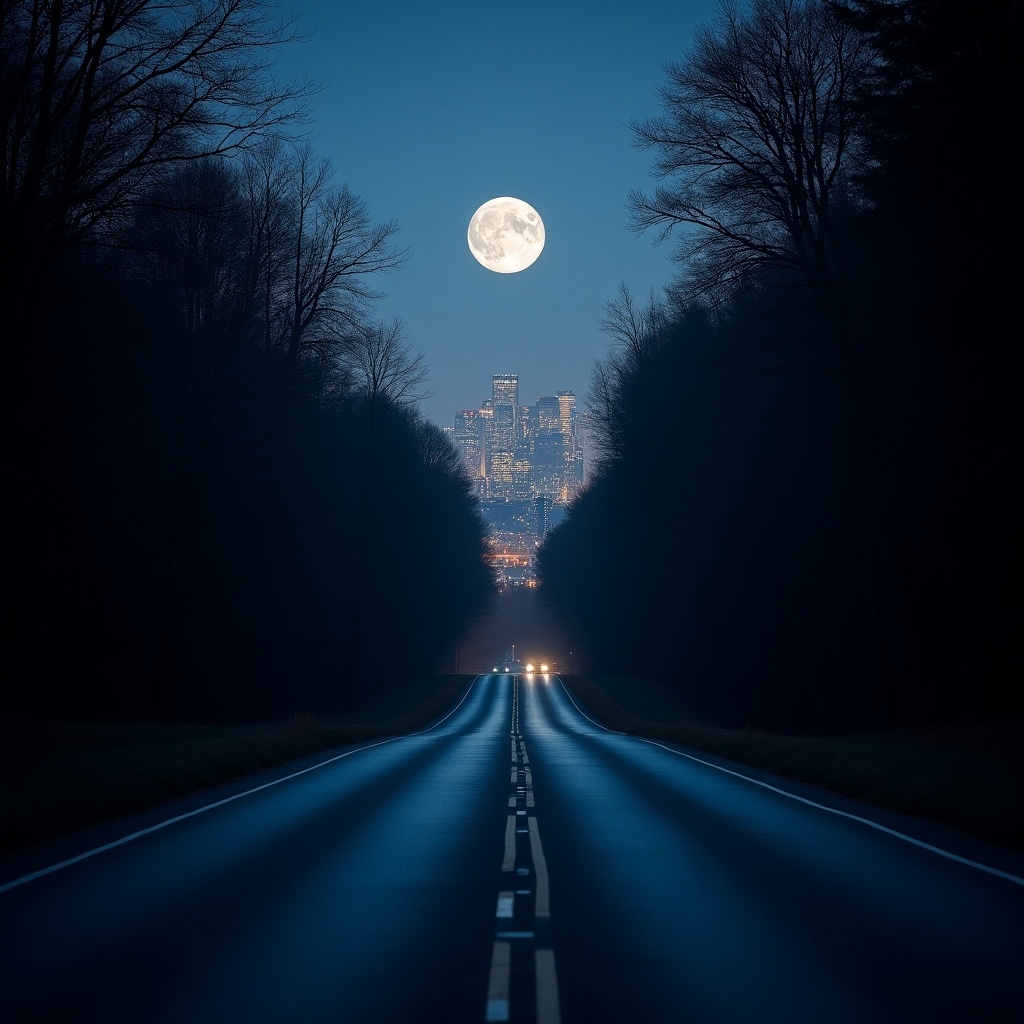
[
  {"x1": 485, "y1": 941, "x2": 512, "y2": 1022},
  {"x1": 485, "y1": 674, "x2": 561, "y2": 1023},
  {"x1": 535, "y1": 950, "x2": 561, "y2": 1024},
  {"x1": 502, "y1": 816, "x2": 517, "y2": 873},
  {"x1": 527, "y1": 817, "x2": 550, "y2": 920}
]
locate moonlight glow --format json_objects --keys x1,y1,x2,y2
[{"x1": 467, "y1": 197, "x2": 545, "y2": 273}]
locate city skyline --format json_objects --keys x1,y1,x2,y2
[{"x1": 445, "y1": 372, "x2": 590, "y2": 509}]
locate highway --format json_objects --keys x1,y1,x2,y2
[{"x1": 1, "y1": 674, "x2": 1021, "y2": 1022}]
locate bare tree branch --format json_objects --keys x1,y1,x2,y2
[
  {"x1": 345, "y1": 317, "x2": 432, "y2": 409},
  {"x1": 628, "y1": 0, "x2": 870, "y2": 309},
  {"x1": 597, "y1": 281, "x2": 671, "y2": 367},
  {"x1": 1, "y1": 0, "x2": 317, "y2": 286}
]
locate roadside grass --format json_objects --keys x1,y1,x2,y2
[
  {"x1": 561, "y1": 674, "x2": 1024, "y2": 851},
  {"x1": 0, "y1": 674, "x2": 471, "y2": 856}
]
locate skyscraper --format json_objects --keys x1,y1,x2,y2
[
  {"x1": 491, "y1": 374, "x2": 519, "y2": 412},
  {"x1": 453, "y1": 409, "x2": 485, "y2": 487},
  {"x1": 531, "y1": 395, "x2": 564, "y2": 499},
  {"x1": 451, "y1": 374, "x2": 585, "y2": 505},
  {"x1": 557, "y1": 390, "x2": 584, "y2": 501},
  {"x1": 533, "y1": 494, "x2": 553, "y2": 538},
  {"x1": 489, "y1": 375, "x2": 519, "y2": 500}
]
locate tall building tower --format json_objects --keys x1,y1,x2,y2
[
  {"x1": 535, "y1": 395, "x2": 560, "y2": 430},
  {"x1": 531, "y1": 395, "x2": 564, "y2": 499},
  {"x1": 556, "y1": 390, "x2": 584, "y2": 502},
  {"x1": 489, "y1": 375, "x2": 519, "y2": 500},
  {"x1": 492, "y1": 374, "x2": 519, "y2": 412},
  {"x1": 477, "y1": 399, "x2": 494, "y2": 496},
  {"x1": 533, "y1": 494, "x2": 553, "y2": 538},
  {"x1": 453, "y1": 409, "x2": 485, "y2": 485},
  {"x1": 576, "y1": 408, "x2": 596, "y2": 487}
]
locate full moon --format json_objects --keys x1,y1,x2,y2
[{"x1": 467, "y1": 197, "x2": 545, "y2": 274}]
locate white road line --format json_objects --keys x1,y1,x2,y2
[
  {"x1": 535, "y1": 949, "x2": 562, "y2": 1024},
  {"x1": 527, "y1": 817, "x2": 550, "y2": 918},
  {"x1": 1, "y1": 736, "x2": 395, "y2": 895},
  {"x1": 502, "y1": 815, "x2": 517, "y2": 872},
  {"x1": 0, "y1": 676, "x2": 490, "y2": 896},
  {"x1": 485, "y1": 941, "x2": 512, "y2": 1022},
  {"x1": 496, "y1": 891, "x2": 514, "y2": 918},
  {"x1": 558, "y1": 679, "x2": 1024, "y2": 888}
]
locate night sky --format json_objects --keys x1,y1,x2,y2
[{"x1": 273, "y1": 0, "x2": 721, "y2": 428}]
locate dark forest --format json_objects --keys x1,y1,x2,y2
[
  {"x1": 538, "y1": 0, "x2": 1022, "y2": 733},
  {"x1": 1, "y1": 0, "x2": 494, "y2": 722}
]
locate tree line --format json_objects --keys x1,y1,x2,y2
[
  {"x1": 1, "y1": 0, "x2": 494, "y2": 722},
  {"x1": 538, "y1": 0, "x2": 1021, "y2": 733}
]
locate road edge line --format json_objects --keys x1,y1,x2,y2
[
  {"x1": 0, "y1": 676, "x2": 486, "y2": 895},
  {"x1": 556, "y1": 678, "x2": 1024, "y2": 888}
]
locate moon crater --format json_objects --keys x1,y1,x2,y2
[{"x1": 468, "y1": 197, "x2": 545, "y2": 273}]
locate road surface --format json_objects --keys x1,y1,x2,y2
[{"x1": 1, "y1": 674, "x2": 1021, "y2": 1022}]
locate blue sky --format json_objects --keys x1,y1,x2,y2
[{"x1": 274, "y1": 1, "x2": 721, "y2": 428}]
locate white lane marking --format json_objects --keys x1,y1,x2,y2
[
  {"x1": 0, "y1": 676, "x2": 490, "y2": 895},
  {"x1": 508, "y1": 796, "x2": 516, "y2": 808},
  {"x1": 1, "y1": 735, "x2": 396, "y2": 894},
  {"x1": 496, "y1": 891, "x2": 514, "y2": 918},
  {"x1": 502, "y1": 815, "x2": 517, "y2": 872},
  {"x1": 535, "y1": 949, "x2": 562, "y2": 1024},
  {"x1": 510, "y1": 769, "x2": 518, "y2": 784},
  {"x1": 527, "y1": 817, "x2": 551, "y2": 917},
  {"x1": 557, "y1": 679, "x2": 1024, "y2": 888},
  {"x1": 485, "y1": 941, "x2": 512, "y2": 1021}
]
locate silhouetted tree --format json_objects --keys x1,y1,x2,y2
[
  {"x1": 266, "y1": 145, "x2": 407, "y2": 397},
  {"x1": 830, "y1": 0, "x2": 1023, "y2": 712},
  {"x1": 347, "y1": 318, "x2": 431, "y2": 417},
  {"x1": 628, "y1": 0, "x2": 870, "y2": 313},
  {"x1": 543, "y1": 2, "x2": 1021, "y2": 732},
  {"x1": 588, "y1": 283, "x2": 675, "y2": 468},
  {"x1": 0, "y1": 0, "x2": 312, "y2": 294},
  {"x1": 544, "y1": 291, "x2": 879, "y2": 732}
]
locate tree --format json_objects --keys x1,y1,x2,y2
[
  {"x1": 278, "y1": 147, "x2": 407, "y2": 387},
  {"x1": 628, "y1": 0, "x2": 871, "y2": 311},
  {"x1": 232, "y1": 143, "x2": 409, "y2": 400},
  {"x1": 346, "y1": 317, "x2": 431, "y2": 413},
  {"x1": 588, "y1": 283, "x2": 673, "y2": 467},
  {"x1": 0, "y1": 0, "x2": 313, "y2": 294},
  {"x1": 830, "y1": 0, "x2": 1021, "y2": 238}
]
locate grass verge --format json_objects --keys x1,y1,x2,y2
[
  {"x1": 561, "y1": 674, "x2": 1024, "y2": 851},
  {"x1": 0, "y1": 675, "x2": 471, "y2": 856}
]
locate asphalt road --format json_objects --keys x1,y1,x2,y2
[{"x1": 1, "y1": 674, "x2": 1021, "y2": 1023}]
